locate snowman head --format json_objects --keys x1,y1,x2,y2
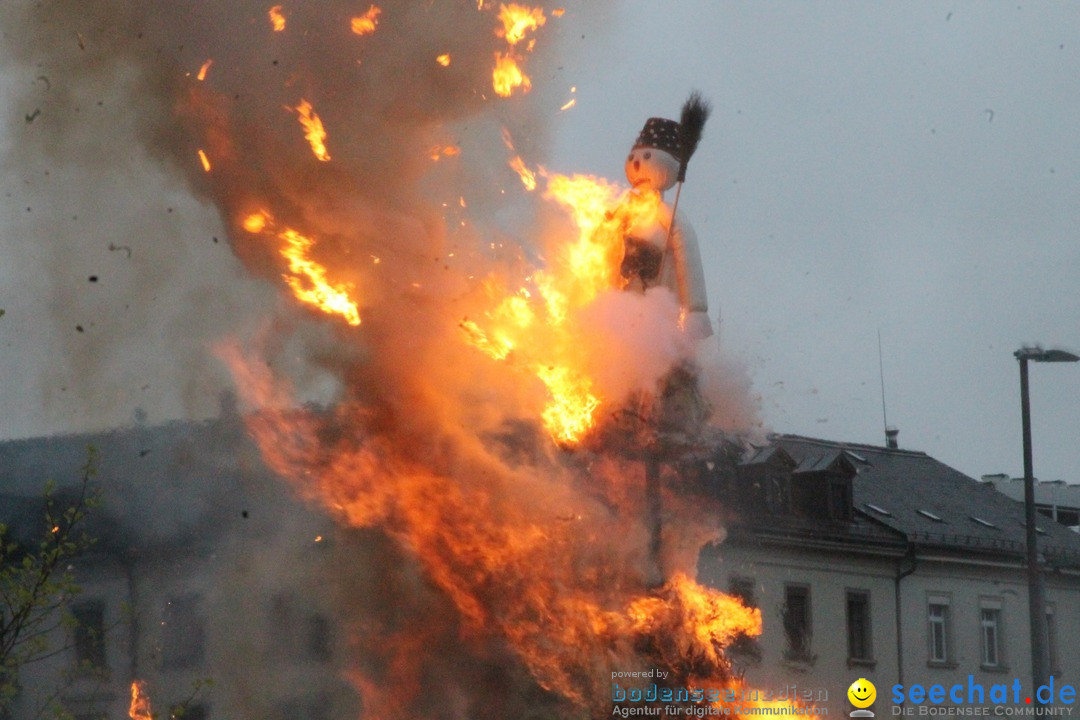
[{"x1": 626, "y1": 117, "x2": 682, "y2": 192}]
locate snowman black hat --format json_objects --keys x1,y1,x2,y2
[
  {"x1": 631, "y1": 93, "x2": 712, "y2": 182},
  {"x1": 632, "y1": 117, "x2": 684, "y2": 162}
]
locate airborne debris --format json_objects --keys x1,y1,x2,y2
[
  {"x1": 25, "y1": 109, "x2": 40, "y2": 123},
  {"x1": 108, "y1": 242, "x2": 133, "y2": 258}
]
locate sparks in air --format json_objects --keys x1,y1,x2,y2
[
  {"x1": 294, "y1": 99, "x2": 331, "y2": 161},
  {"x1": 197, "y1": 149, "x2": 211, "y2": 172},
  {"x1": 268, "y1": 5, "x2": 286, "y2": 31},
  {"x1": 196, "y1": 59, "x2": 213, "y2": 81},
  {"x1": 490, "y1": 4, "x2": 545, "y2": 97},
  {"x1": 436, "y1": 53, "x2": 451, "y2": 66},
  {"x1": 351, "y1": 5, "x2": 381, "y2": 35},
  {"x1": 497, "y1": 3, "x2": 546, "y2": 45}
]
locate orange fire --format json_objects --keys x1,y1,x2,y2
[
  {"x1": 268, "y1": 5, "x2": 286, "y2": 31},
  {"x1": 496, "y1": 3, "x2": 546, "y2": 45},
  {"x1": 242, "y1": 210, "x2": 269, "y2": 234},
  {"x1": 175, "y1": 2, "x2": 772, "y2": 714},
  {"x1": 492, "y1": 52, "x2": 530, "y2": 97},
  {"x1": 196, "y1": 59, "x2": 213, "y2": 81},
  {"x1": 507, "y1": 155, "x2": 536, "y2": 191},
  {"x1": 350, "y1": 5, "x2": 381, "y2": 36},
  {"x1": 535, "y1": 364, "x2": 600, "y2": 445},
  {"x1": 241, "y1": 213, "x2": 360, "y2": 326},
  {"x1": 278, "y1": 229, "x2": 361, "y2": 326},
  {"x1": 294, "y1": 99, "x2": 331, "y2": 162},
  {"x1": 428, "y1": 144, "x2": 460, "y2": 161},
  {"x1": 128, "y1": 681, "x2": 152, "y2": 720},
  {"x1": 459, "y1": 170, "x2": 664, "y2": 444}
]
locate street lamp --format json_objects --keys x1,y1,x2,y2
[{"x1": 1015, "y1": 345, "x2": 1079, "y2": 699}]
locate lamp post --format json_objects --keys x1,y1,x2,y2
[{"x1": 1015, "y1": 346, "x2": 1079, "y2": 699}]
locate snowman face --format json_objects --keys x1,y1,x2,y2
[{"x1": 625, "y1": 146, "x2": 680, "y2": 192}]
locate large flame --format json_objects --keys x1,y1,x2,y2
[{"x1": 25, "y1": 0, "x2": 772, "y2": 715}]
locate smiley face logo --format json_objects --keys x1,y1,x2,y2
[{"x1": 847, "y1": 678, "x2": 876, "y2": 709}]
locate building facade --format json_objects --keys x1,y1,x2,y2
[{"x1": 698, "y1": 435, "x2": 1080, "y2": 708}]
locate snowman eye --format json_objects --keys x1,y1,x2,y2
[
  {"x1": 644, "y1": 151, "x2": 652, "y2": 159},
  {"x1": 627, "y1": 153, "x2": 635, "y2": 162}
]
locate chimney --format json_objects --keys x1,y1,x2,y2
[{"x1": 885, "y1": 425, "x2": 899, "y2": 449}]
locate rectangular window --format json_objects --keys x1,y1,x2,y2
[
  {"x1": 162, "y1": 594, "x2": 205, "y2": 670},
  {"x1": 980, "y1": 608, "x2": 1001, "y2": 667},
  {"x1": 727, "y1": 577, "x2": 761, "y2": 662},
  {"x1": 783, "y1": 585, "x2": 812, "y2": 661},
  {"x1": 846, "y1": 591, "x2": 872, "y2": 661},
  {"x1": 928, "y1": 602, "x2": 949, "y2": 663},
  {"x1": 72, "y1": 600, "x2": 106, "y2": 670}
]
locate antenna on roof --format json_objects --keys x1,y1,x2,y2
[{"x1": 878, "y1": 329, "x2": 899, "y2": 449}]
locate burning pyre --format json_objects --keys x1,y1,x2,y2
[{"x1": 3, "y1": 1, "x2": 770, "y2": 717}]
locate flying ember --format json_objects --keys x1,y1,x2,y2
[
  {"x1": 268, "y1": 4, "x2": 286, "y2": 31},
  {"x1": 351, "y1": 5, "x2": 381, "y2": 35},
  {"x1": 496, "y1": 3, "x2": 546, "y2": 45},
  {"x1": 294, "y1": 99, "x2": 331, "y2": 161},
  {"x1": 492, "y1": 51, "x2": 530, "y2": 97},
  {"x1": 277, "y1": 229, "x2": 361, "y2": 326}
]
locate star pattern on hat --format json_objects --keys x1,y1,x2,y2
[{"x1": 633, "y1": 117, "x2": 683, "y2": 160}]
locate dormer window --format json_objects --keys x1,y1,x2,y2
[{"x1": 828, "y1": 479, "x2": 853, "y2": 521}]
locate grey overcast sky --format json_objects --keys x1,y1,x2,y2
[
  {"x1": 1, "y1": 2, "x2": 1078, "y2": 484},
  {"x1": 544, "y1": 2, "x2": 1080, "y2": 482}
]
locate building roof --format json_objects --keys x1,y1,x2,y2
[
  {"x1": 771, "y1": 434, "x2": 1080, "y2": 567},
  {"x1": 0, "y1": 413, "x2": 315, "y2": 552}
]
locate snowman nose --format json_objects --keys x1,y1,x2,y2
[{"x1": 633, "y1": 159, "x2": 640, "y2": 171}]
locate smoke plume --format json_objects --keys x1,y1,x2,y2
[{"x1": 1, "y1": 1, "x2": 763, "y2": 717}]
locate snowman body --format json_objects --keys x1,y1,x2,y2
[{"x1": 622, "y1": 144, "x2": 712, "y2": 339}]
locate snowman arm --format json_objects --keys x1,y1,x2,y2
[{"x1": 670, "y1": 216, "x2": 709, "y2": 314}]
